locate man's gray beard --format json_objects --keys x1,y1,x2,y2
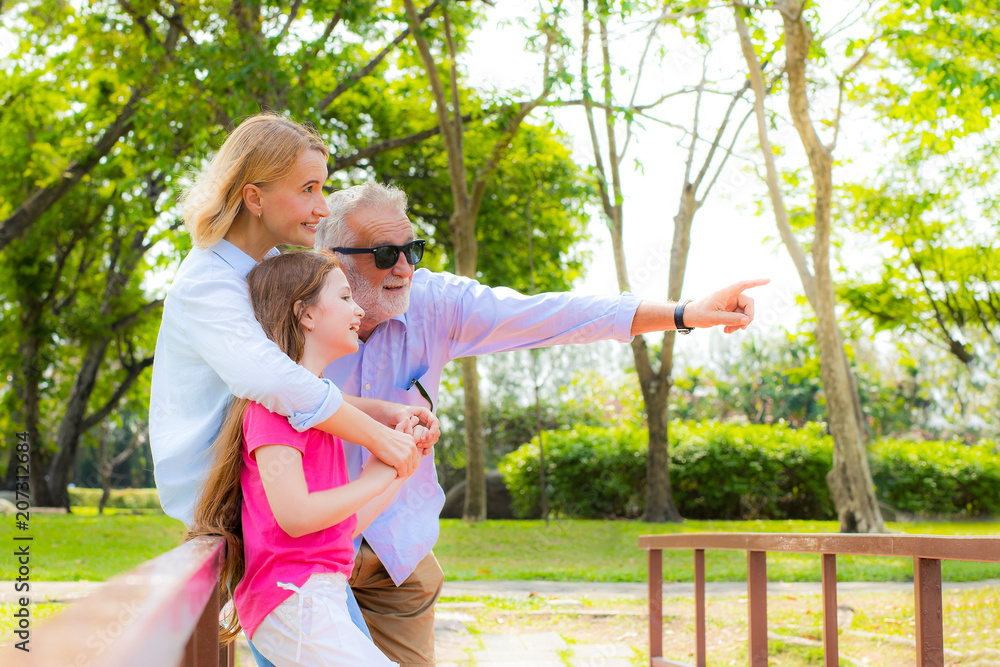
[{"x1": 343, "y1": 261, "x2": 411, "y2": 326}]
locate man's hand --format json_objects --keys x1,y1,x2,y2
[
  {"x1": 343, "y1": 396, "x2": 440, "y2": 450},
  {"x1": 684, "y1": 278, "x2": 770, "y2": 334},
  {"x1": 388, "y1": 405, "x2": 440, "y2": 452},
  {"x1": 394, "y1": 415, "x2": 435, "y2": 460}
]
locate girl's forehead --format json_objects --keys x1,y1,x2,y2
[{"x1": 326, "y1": 267, "x2": 349, "y2": 288}]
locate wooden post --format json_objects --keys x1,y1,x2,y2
[
  {"x1": 747, "y1": 550, "x2": 768, "y2": 667},
  {"x1": 821, "y1": 553, "x2": 838, "y2": 667},
  {"x1": 183, "y1": 582, "x2": 221, "y2": 666},
  {"x1": 649, "y1": 548, "x2": 663, "y2": 664},
  {"x1": 914, "y1": 557, "x2": 944, "y2": 667},
  {"x1": 694, "y1": 549, "x2": 706, "y2": 667}
]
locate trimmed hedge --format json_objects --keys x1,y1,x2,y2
[
  {"x1": 870, "y1": 439, "x2": 1000, "y2": 517},
  {"x1": 498, "y1": 425, "x2": 648, "y2": 519},
  {"x1": 669, "y1": 422, "x2": 834, "y2": 521},
  {"x1": 68, "y1": 487, "x2": 163, "y2": 511},
  {"x1": 499, "y1": 422, "x2": 1000, "y2": 520}
]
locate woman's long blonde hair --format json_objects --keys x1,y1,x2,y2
[
  {"x1": 183, "y1": 113, "x2": 329, "y2": 248},
  {"x1": 187, "y1": 251, "x2": 340, "y2": 643}
]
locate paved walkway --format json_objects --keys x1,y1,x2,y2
[
  {"x1": 7, "y1": 579, "x2": 1000, "y2": 665},
  {"x1": 15, "y1": 576, "x2": 993, "y2": 606}
]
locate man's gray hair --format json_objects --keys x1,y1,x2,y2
[{"x1": 316, "y1": 181, "x2": 409, "y2": 249}]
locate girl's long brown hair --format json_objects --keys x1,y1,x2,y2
[{"x1": 187, "y1": 251, "x2": 340, "y2": 643}]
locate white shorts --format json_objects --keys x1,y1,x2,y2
[{"x1": 251, "y1": 572, "x2": 396, "y2": 667}]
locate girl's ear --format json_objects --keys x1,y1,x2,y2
[
  {"x1": 296, "y1": 300, "x2": 315, "y2": 333},
  {"x1": 243, "y1": 183, "x2": 264, "y2": 218}
]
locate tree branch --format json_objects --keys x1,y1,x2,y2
[
  {"x1": 82, "y1": 356, "x2": 156, "y2": 431},
  {"x1": 734, "y1": 6, "x2": 817, "y2": 304},
  {"x1": 274, "y1": 0, "x2": 304, "y2": 45},
  {"x1": 319, "y1": 0, "x2": 440, "y2": 110},
  {"x1": 330, "y1": 115, "x2": 473, "y2": 171},
  {"x1": 832, "y1": 35, "x2": 875, "y2": 152},
  {"x1": 402, "y1": 0, "x2": 468, "y2": 209}
]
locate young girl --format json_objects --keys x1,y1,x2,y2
[{"x1": 190, "y1": 251, "x2": 411, "y2": 666}]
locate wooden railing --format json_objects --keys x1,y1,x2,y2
[
  {"x1": 2, "y1": 535, "x2": 232, "y2": 667},
  {"x1": 639, "y1": 533, "x2": 1000, "y2": 667}
]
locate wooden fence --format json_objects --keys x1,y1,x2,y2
[
  {"x1": 639, "y1": 533, "x2": 1000, "y2": 667},
  {"x1": 1, "y1": 535, "x2": 232, "y2": 667}
]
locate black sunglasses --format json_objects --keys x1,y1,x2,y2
[{"x1": 331, "y1": 240, "x2": 426, "y2": 270}]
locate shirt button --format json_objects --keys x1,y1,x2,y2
[{"x1": 364, "y1": 383, "x2": 371, "y2": 391}]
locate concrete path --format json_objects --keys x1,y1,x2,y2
[{"x1": 7, "y1": 579, "x2": 1000, "y2": 665}]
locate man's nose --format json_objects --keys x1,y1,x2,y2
[{"x1": 391, "y1": 248, "x2": 413, "y2": 276}]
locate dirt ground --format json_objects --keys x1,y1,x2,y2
[{"x1": 233, "y1": 586, "x2": 1000, "y2": 666}]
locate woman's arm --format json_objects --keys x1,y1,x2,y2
[{"x1": 256, "y1": 444, "x2": 397, "y2": 538}]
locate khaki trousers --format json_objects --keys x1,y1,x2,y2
[{"x1": 350, "y1": 541, "x2": 444, "y2": 667}]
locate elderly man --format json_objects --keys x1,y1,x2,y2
[{"x1": 314, "y1": 181, "x2": 766, "y2": 665}]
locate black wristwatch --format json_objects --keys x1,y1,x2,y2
[{"x1": 674, "y1": 300, "x2": 693, "y2": 334}]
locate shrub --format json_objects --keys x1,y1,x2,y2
[
  {"x1": 669, "y1": 422, "x2": 834, "y2": 520},
  {"x1": 499, "y1": 425, "x2": 646, "y2": 519},
  {"x1": 499, "y1": 421, "x2": 1000, "y2": 520},
  {"x1": 870, "y1": 439, "x2": 1000, "y2": 517},
  {"x1": 500, "y1": 422, "x2": 834, "y2": 520},
  {"x1": 68, "y1": 488, "x2": 163, "y2": 511}
]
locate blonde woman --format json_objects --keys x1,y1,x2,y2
[{"x1": 148, "y1": 114, "x2": 437, "y2": 665}]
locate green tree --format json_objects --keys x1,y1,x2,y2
[
  {"x1": 401, "y1": 0, "x2": 569, "y2": 521},
  {"x1": 838, "y1": 0, "x2": 1000, "y2": 366},
  {"x1": 575, "y1": 0, "x2": 755, "y2": 522},
  {"x1": 0, "y1": 0, "x2": 588, "y2": 505},
  {"x1": 735, "y1": 1, "x2": 887, "y2": 532}
]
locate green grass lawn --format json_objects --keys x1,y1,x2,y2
[
  {"x1": 1, "y1": 512, "x2": 998, "y2": 583},
  {"x1": 436, "y1": 518, "x2": 1000, "y2": 583},
  {"x1": 0, "y1": 509, "x2": 188, "y2": 581}
]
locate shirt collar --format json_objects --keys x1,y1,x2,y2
[{"x1": 209, "y1": 239, "x2": 279, "y2": 277}]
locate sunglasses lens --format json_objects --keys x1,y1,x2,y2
[
  {"x1": 407, "y1": 241, "x2": 425, "y2": 265},
  {"x1": 372, "y1": 247, "x2": 399, "y2": 270},
  {"x1": 371, "y1": 241, "x2": 425, "y2": 269}
]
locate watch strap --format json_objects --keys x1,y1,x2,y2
[{"x1": 674, "y1": 300, "x2": 693, "y2": 334}]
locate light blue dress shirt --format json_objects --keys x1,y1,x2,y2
[
  {"x1": 150, "y1": 240, "x2": 344, "y2": 525},
  {"x1": 324, "y1": 268, "x2": 642, "y2": 585}
]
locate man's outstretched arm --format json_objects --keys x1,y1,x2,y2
[{"x1": 631, "y1": 278, "x2": 770, "y2": 336}]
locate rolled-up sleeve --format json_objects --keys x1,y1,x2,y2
[{"x1": 175, "y1": 273, "x2": 343, "y2": 430}]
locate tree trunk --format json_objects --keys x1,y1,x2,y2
[
  {"x1": 642, "y1": 186, "x2": 697, "y2": 523},
  {"x1": 49, "y1": 339, "x2": 111, "y2": 509},
  {"x1": 779, "y1": 2, "x2": 886, "y2": 533},
  {"x1": 451, "y1": 206, "x2": 487, "y2": 522},
  {"x1": 814, "y1": 263, "x2": 885, "y2": 532},
  {"x1": 736, "y1": 2, "x2": 886, "y2": 533},
  {"x1": 643, "y1": 387, "x2": 682, "y2": 522},
  {"x1": 460, "y1": 356, "x2": 487, "y2": 521},
  {"x1": 14, "y1": 307, "x2": 56, "y2": 505}
]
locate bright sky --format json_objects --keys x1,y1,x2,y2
[{"x1": 460, "y1": 2, "x2": 854, "y2": 349}]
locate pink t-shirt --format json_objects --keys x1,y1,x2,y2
[{"x1": 233, "y1": 401, "x2": 357, "y2": 639}]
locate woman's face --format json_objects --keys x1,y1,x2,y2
[
  {"x1": 304, "y1": 267, "x2": 365, "y2": 358},
  {"x1": 256, "y1": 149, "x2": 330, "y2": 248}
]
